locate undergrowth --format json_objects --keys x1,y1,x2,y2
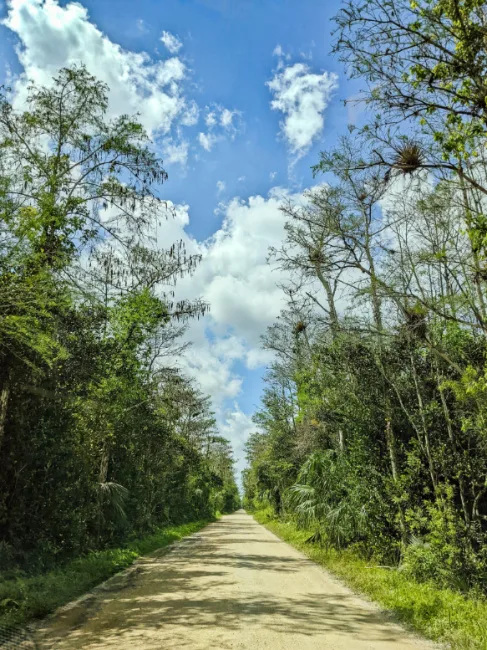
[
  {"x1": 0, "y1": 519, "x2": 212, "y2": 629},
  {"x1": 252, "y1": 509, "x2": 487, "y2": 650}
]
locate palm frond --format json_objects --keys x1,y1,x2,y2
[{"x1": 98, "y1": 481, "x2": 129, "y2": 520}]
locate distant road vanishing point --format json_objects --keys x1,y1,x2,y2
[{"x1": 36, "y1": 511, "x2": 435, "y2": 649}]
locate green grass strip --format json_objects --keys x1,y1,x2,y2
[
  {"x1": 0, "y1": 519, "x2": 213, "y2": 629},
  {"x1": 252, "y1": 510, "x2": 487, "y2": 650}
]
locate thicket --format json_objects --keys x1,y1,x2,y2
[
  {"x1": 0, "y1": 66, "x2": 239, "y2": 583},
  {"x1": 244, "y1": 0, "x2": 487, "y2": 598}
]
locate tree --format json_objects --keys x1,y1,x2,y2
[
  {"x1": 0, "y1": 67, "x2": 237, "y2": 570},
  {"x1": 334, "y1": 0, "x2": 487, "y2": 190}
]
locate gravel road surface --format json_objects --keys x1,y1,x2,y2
[{"x1": 36, "y1": 510, "x2": 435, "y2": 649}]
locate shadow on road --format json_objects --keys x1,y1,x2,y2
[{"x1": 36, "y1": 513, "x2": 425, "y2": 650}]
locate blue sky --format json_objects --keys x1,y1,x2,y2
[
  {"x1": 0, "y1": 0, "x2": 363, "y2": 477},
  {"x1": 74, "y1": 0, "x2": 357, "y2": 240}
]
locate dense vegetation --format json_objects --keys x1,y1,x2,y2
[
  {"x1": 0, "y1": 66, "x2": 239, "y2": 587},
  {"x1": 244, "y1": 0, "x2": 487, "y2": 606}
]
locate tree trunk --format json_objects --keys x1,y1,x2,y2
[
  {"x1": 409, "y1": 350, "x2": 438, "y2": 492},
  {"x1": 385, "y1": 417, "x2": 408, "y2": 549},
  {"x1": 435, "y1": 361, "x2": 471, "y2": 527},
  {"x1": 97, "y1": 444, "x2": 110, "y2": 537},
  {"x1": 0, "y1": 368, "x2": 12, "y2": 455},
  {"x1": 314, "y1": 263, "x2": 339, "y2": 335},
  {"x1": 459, "y1": 174, "x2": 487, "y2": 327}
]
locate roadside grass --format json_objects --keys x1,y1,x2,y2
[
  {"x1": 252, "y1": 509, "x2": 487, "y2": 650},
  {"x1": 0, "y1": 519, "x2": 213, "y2": 630}
]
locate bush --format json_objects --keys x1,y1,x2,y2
[{"x1": 403, "y1": 490, "x2": 487, "y2": 592}]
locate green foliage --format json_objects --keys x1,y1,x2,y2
[
  {"x1": 403, "y1": 489, "x2": 486, "y2": 592},
  {"x1": 0, "y1": 67, "x2": 239, "y2": 592},
  {"x1": 245, "y1": 5, "x2": 487, "y2": 632},
  {"x1": 288, "y1": 450, "x2": 384, "y2": 549}
]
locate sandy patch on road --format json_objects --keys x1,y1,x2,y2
[{"x1": 36, "y1": 511, "x2": 438, "y2": 650}]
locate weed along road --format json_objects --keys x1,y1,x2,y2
[{"x1": 36, "y1": 511, "x2": 434, "y2": 650}]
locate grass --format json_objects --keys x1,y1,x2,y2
[
  {"x1": 0, "y1": 519, "x2": 213, "y2": 630},
  {"x1": 252, "y1": 508, "x2": 487, "y2": 650}
]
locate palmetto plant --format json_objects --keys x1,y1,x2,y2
[
  {"x1": 98, "y1": 481, "x2": 129, "y2": 521},
  {"x1": 288, "y1": 451, "x2": 368, "y2": 548}
]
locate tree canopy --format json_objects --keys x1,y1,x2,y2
[
  {"x1": 0, "y1": 66, "x2": 239, "y2": 576},
  {"x1": 244, "y1": 0, "x2": 487, "y2": 593}
]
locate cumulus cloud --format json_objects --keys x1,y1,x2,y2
[
  {"x1": 198, "y1": 131, "x2": 217, "y2": 152},
  {"x1": 205, "y1": 111, "x2": 218, "y2": 128},
  {"x1": 272, "y1": 43, "x2": 291, "y2": 64},
  {"x1": 197, "y1": 104, "x2": 242, "y2": 152},
  {"x1": 162, "y1": 139, "x2": 189, "y2": 166},
  {"x1": 273, "y1": 44, "x2": 284, "y2": 57},
  {"x1": 2, "y1": 0, "x2": 191, "y2": 136},
  {"x1": 176, "y1": 322, "x2": 244, "y2": 408},
  {"x1": 219, "y1": 405, "x2": 257, "y2": 482},
  {"x1": 175, "y1": 187, "x2": 308, "y2": 350},
  {"x1": 220, "y1": 108, "x2": 236, "y2": 128},
  {"x1": 181, "y1": 100, "x2": 200, "y2": 127},
  {"x1": 160, "y1": 30, "x2": 182, "y2": 54},
  {"x1": 267, "y1": 61, "x2": 338, "y2": 159},
  {"x1": 151, "y1": 187, "x2": 309, "y2": 393}
]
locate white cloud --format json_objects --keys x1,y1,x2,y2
[
  {"x1": 219, "y1": 405, "x2": 257, "y2": 483},
  {"x1": 205, "y1": 111, "x2": 217, "y2": 127},
  {"x1": 269, "y1": 171, "x2": 277, "y2": 181},
  {"x1": 2, "y1": 0, "x2": 191, "y2": 136},
  {"x1": 198, "y1": 131, "x2": 217, "y2": 152},
  {"x1": 216, "y1": 180, "x2": 226, "y2": 195},
  {"x1": 176, "y1": 322, "x2": 244, "y2": 408},
  {"x1": 221, "y1": 108, "x2": 236, "y2": 128},
  {"x1": 136, "y1": 18, "x2": 147, "y2": 33},
  {"x1": 238, "y1": 176, "x2": 246, "y2": 182},
  {"x1": 212, "y1": 335, "x2": 247, "y2": 362},
  {"x1": 272, "y1": 43, "x2": 291, "y2": 63},
  {"x1": 181, "y1": 100, "x2": 199, "y2": 127},
  {"x1": 151, "y1": 188, "x2": 309, "y2": 393},
  {"x1": 162, "y1": 139, "x2": 189, "y2": 166},
  {"x1": 197, "y1": 104, "x2": 242, "y2": 152},
  {"x1": 160, "y1": 30, "x2": 182, "y2": 54},
  {"x1": 273, "y1": 44, "x2": 284, "y2": 57},
  {"x1": 176, "y1": 187, "x2": 307, "y2": 350},
  {"x1": 267, "y1": 62, "x2": 338, "y2": 160},
  {"x1": 246, "y1": 348, "x2": 274, "y2": 370}
]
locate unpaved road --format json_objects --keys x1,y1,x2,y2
[{"x1": 36, "y1": 511, "x2": 435, "y2": 649}]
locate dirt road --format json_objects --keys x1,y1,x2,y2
[{"x1": 36, "y1": 511, "x2": 434, "y2": 649}]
